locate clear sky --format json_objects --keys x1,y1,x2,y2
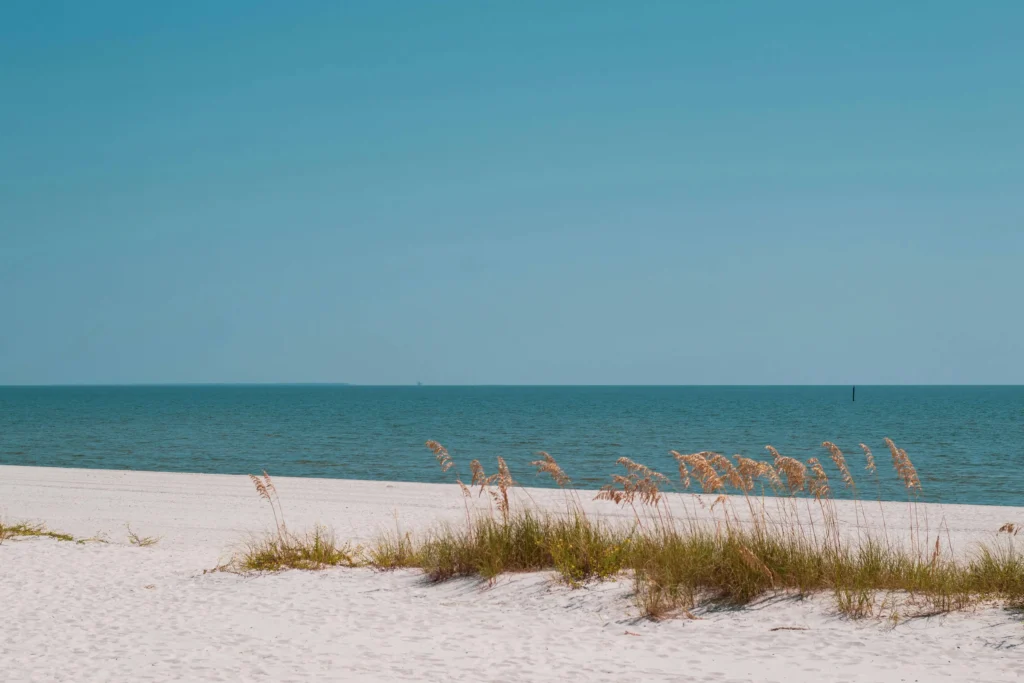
[{"x1": 2, "y1": 1, "x2": 1021, "y2": 385}]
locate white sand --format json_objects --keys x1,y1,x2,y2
[{"x1": 1, "y1": 465, "x2": 1022, "y2": 682}]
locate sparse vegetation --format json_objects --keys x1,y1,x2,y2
[
  {"x1": 233, "y1": 471, "x2": 357, "y2": 571},
  {"x1": 126, "y1": 524, "x2": 160, "y2": 547},
  {"x1": 0, "y1": 521, "x2": 75, "y2": 544}
]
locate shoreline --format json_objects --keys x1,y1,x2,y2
[
  {"x1": 1, "y1": 457, "x2": 1012, "y2": 507},
  {"x1": 2, "y1": 465, "x2": 1022, "y2": 681},
  {"x1": 2, "y1": 464, "x2": 1021, "y2": 556}
]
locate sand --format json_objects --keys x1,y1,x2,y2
[{"x1": 1, "y1": 464, "x2": 1022, "y2": 681}]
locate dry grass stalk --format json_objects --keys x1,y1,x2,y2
[
  {"x1": 531, "y1": 452, "x2": 571, "y2": 487},
  {"x1": 884, "y1": 438, "x2": 921, "y2": 493},
  {"x1": 469, "y1": 459, "x2": 486, "y2": 488},
  {"x1": 126, "y1": 524, "x2": 159, "y2": 547},
  {"x1": 491, "y1": 456, "x2": 515, "y2": 520},
  {"x1": 822, "y1": 441, "x2": 855, "y2": 490},
  {"x1": 425, "y1": 442, "x2": 475, "y2": 523},
  {"x1": 426, "y1": 440, "x2": 454, "y2": 473},
  {"x1": 669, "y1": 450, "x2": 692, "y2": 489},
  {"x1": 806, "y1": 458, "x2": 831, "y2": 500},
  {"x1": 249, "y1": 470, "x2": 286, "y2": 537},
  {"x1": 671, "y1": 451, "x2": 724, "y2": 494},
  {"x1": 766, "y1": 445, "x2": 806, "y2": 494},
  {"x1": 531, "y1": 451, "x2": 583, "y2": 516},
  {"x1": 734, "y1": 456, "x2": 780, "y2": 493},
  {"x1": 249, "y1": 472, "x2": 270, "y2": 501},
  {"x1": 859, "y1": 443, "x2": 876, "y2": 473},
  {"x1": 596, "y1": 481, "x2": 626, "y2": 505},
  {"x1": 708, "y1": 453, "x2": 745, "y2": 491},
  {"x1": 596, "y1": 457, "x2": 669, "y2": 507},
  {"x1": 462, "y1": 454, "x2": 519, "y2": 520}
]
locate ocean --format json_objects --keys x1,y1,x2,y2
[{"x1": 1, "y1": 385, "x2": 1021, "y2": 505}]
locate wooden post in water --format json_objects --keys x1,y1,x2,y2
[{"x1": 852, "y1": 386, "x2": 856, "y2": 402}]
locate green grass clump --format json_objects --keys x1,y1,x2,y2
[
  {"x1": 627, "y1": 528, "x2": 1019, "y2": 619},
  {"x1": 404, "y1": 511, "x2": 629, "y2": 584},
  {"x1": 236, "y1": 472, "x2": 358, "y2": 571},
  {"x1": 238, "y1": 525, "x2": 357, "y2": 571},
  {"x1": 364, "y1": 528, "x2": 419, "y2": 570},
  {"x1": 0, "y1": 521, "x2": 75, "y2": 544}
]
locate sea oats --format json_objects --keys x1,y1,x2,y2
[
  {"x1": 425, "y1": 440, "x2": 455, "y2": 473},
  {"x1": 884, "y1": 438, "x2": 921, "y2": 492},
  {"x1": 670, "y1": 451, "x2": 693, "y2": 489},
  {"x1": 806, "y1": 458, "x2": 831, "y2": 500},
  {"x1": 249, "y1": 473, "x2": 270, "y2": 502},
  {"x1": 469, "y1": 459, "x2": 486, "y2": 488},
  {"x1": 249, "y1": 470, "x2": 286, "y2": 536},
  {"x1": 490, "y1": 456, "x2": 514, "y2": 519},
  {"x1": 859, "y1": 443, "x2": 876, "y2": 473},
  {"x1": 822, "y1": 441, "x2": 855, "y2": 489},
  {"x1": 530, "y1": 451, "x2": 571, "y2": 487},
  {"x1": 597, "y1": 458, "x2": 668, "y2": 506},
  {"x1": 709, "y1": 453, "x2": 745, "y2": 491},
  {"x1": 733, "y1": 456, "x2": 779, "y2": 493},
  {"x1": 595, "y1": 484, "x2": 625, "y2": 505},
  {"x1": 672, "y1": 452, "x2": 724, "y2": 494},
  {"x1": 767, "y1": 446, "x2": 806, "y2": 495}
]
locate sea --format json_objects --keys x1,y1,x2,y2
[{"x1": 1, "y1": 385, "x2": 1021, "y2": 506}]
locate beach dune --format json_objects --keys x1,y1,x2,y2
[{"x1": 1, "y1": 465, "x2": 1021, "y2": 682}]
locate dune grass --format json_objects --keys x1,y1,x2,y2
[
  {"x1": 368, "y1": 511, "x2": 631, "y2": 585},
  {"x1": 233, "y1": 471, "x2": 357, "y2": 571},
  {"x1": 357, "y1": 507, "x2": 1024, "y2": 620},
  {"x1": 238, "y1": 440, "x2": 1024, "y2": 620},
  {"x1": 238, "y1": 524, "x2": 357, "y2": 571},
  {"x1": 0, "y1": 521, "x2": 75, "y2": 544}
]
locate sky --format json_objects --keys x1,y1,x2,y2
[{"x1": 1, "y1": 1, "x2": 1022, "y2": 385}]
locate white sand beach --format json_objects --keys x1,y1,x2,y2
[{"x1": 2, "y1": 465, "x2": 1022, "y2": 682}]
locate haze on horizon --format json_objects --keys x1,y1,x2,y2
[{"x1": 2, "y1": 2, "x2": 1022, "y2": 386}]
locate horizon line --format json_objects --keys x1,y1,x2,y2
[{"x1": 2, "y1": 383, "x2": 1022, "y2": 388}]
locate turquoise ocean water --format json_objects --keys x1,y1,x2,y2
[{"x1": 1, "y1": 386, "x2": 1021, "y2": 505}]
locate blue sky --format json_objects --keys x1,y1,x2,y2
[{"x1": 2, "y1": 1, "x2": 1021, "y2": 385}]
